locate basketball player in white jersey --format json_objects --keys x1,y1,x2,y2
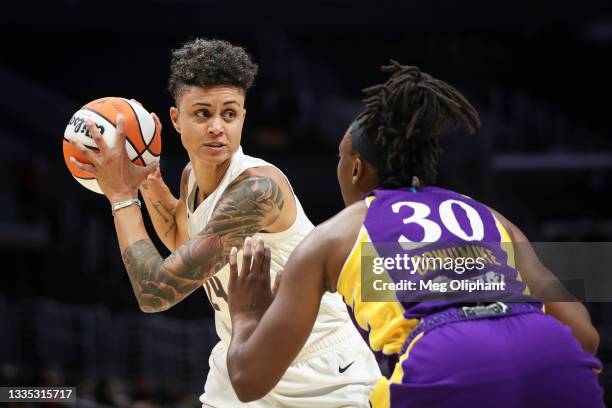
[{"x1": 68, "y1": 38, "x2": 380, "y2": 407}]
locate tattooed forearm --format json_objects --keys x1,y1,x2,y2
[
  {"x1": 121, "y1": 174, "x2": 284, "y2": 313},
  {"x1": 122, "y1": 239, "x2": 163, "y2": 311},
  {"x1": 122, "y1": 235, "x2": 222, "y2": 312}
]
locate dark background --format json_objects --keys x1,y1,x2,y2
[{"x1": 1, "y1": 1, "x2": 611, "y2": 406}]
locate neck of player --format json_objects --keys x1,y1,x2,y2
[{"x1": 191, "y1": 156, "x2": 232, "y2": 200}]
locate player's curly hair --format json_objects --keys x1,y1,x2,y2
[
  {"x1": 355, "y1": 60, "x2": 481, "y2": 188},
  {"x1": 168, "y1": 38, "x2": 258, "y2": 101}
]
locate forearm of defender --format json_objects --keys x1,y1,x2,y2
[
  {"x1": 227, "y1": 233, "x2": 327, "y2": 402},
  {"x1": 227, "y1": 318, "x2": 265, "y2": 401}
]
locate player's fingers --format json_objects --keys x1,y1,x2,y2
[
  {"x1": 272, "y1": 268, "x2": 282, "y2": 297},
  {"x1": 153, "y1": 162, "x2": 162, "y2": 177},
  {"x1": 68, "y1": 138, "x2": 98, "y2": 162},
  {"x1": 261, "y1": 247, "x2": 271, "y2": 283},
  {"x1": 140, "y1": 160, "x2": 159, "y2": 178},
  {"x1": 228, "y1": 247, "x2": 239, "y2": 288},
  {"x1": 69, "y1": 157, "x2": 97, "y2": 174},
  {"x1": 147, "y1": 167, "x2": 161, "y2": 180},
  {"x1": 145, "y1": 159, "x2": 163, "y2": 180},
  {"x1": 241, "y1": 237, "x2": 253, "y2": 278},
  {"x1": 114, "y1": 114, "x2": 128, "y2": 147},
  {"x1": 151, "y1": 112, "x2": 162, "y2": 131},
  {"x1": 250, "y1": 239, "x2": 265, "y2": 277},
  {"x1": 85, "y1": 119, "x2": 110, "y2": 154}
]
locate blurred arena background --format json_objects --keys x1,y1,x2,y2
[{"x1": 1, "y1": 0, "x2": 611, "y2": 406}]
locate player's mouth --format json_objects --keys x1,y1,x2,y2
[{"x1": 203, "y1": 142, "x2": 227, "y2": 152}]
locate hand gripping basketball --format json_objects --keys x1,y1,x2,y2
[{"x1": 68, "y1": 114, "x2": 159, "y2": 203}]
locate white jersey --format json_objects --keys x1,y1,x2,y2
[{"x1": 186, "y1": 147, "x2": 351, "y2": 358}]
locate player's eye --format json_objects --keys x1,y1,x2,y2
[
  {"x1": 196, "y1": 110, "x2": 211, "y2": 118},
  {"x1": 223, "y1": 110, "x2": 237, "y2": 119}
]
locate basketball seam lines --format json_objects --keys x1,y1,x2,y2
[
  {"x1": 63, "y1": 137, "x2": 100, "y2": 152},
  {"x1": 82, "y1": 106, "x2": 147, "y2": 164},
  {"x1": 74, "y1": 174, "x2": 95, "y2": 180},
  {"x1": 150, "y1": 116, "x2": 161, "y2": 157},
  {"x1": 123, "y1": 100, "x2": 160, "y2": 156}
]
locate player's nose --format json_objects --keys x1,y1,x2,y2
[{"x1": 208, "y1": 116, "x2": 224, "y2": 136}]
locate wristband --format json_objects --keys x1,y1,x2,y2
[{"x1": 111, "y1": 198, "x2": 141, "y2": 216}]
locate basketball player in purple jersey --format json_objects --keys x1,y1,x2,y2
[{"x1": 226, "y1": 62, "x2": 604, "y2": 407}]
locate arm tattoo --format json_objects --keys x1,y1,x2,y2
[
  {"x1": 203, "y1": 175, "x2": 284, "y2": 251},
  {"x1": 152, "y1": 200, "x2": 177, "y2": 237},
  {"x1": 141, "y1": 183, "x2": 178, "y2": 238},
  {"x1": 151, "y1": 201, "x2": 170, "y2": 223},
  {"x1": 121, "y1": 174, "x2": 284, "y2": 312}
]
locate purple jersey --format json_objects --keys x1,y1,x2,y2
[
  {"x1": 337, "y1": 187, "x2": 538, "y2": 366},
  {"x1": 337, "y1": 188, "x2": 602, "y2": 408},
  {"x1": 363, "y1": 186, "x2": 535, "y2": 318}
]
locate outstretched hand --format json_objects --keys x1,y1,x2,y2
[
  {"x1": 68, "y1": 114, "x2": 158, "y2": 203},
  {"x1": 228, "y1": 237, "x2": 276, "y2": 326}
]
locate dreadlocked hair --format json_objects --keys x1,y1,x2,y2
[{"x1": 355, "y1": 60, "x2": 481, "y2": 188}]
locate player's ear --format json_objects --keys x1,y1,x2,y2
[
  {"x1": 353, "y1": 157, "x2": 379, "y2": 191},
  {"x1": 170, "y1": 107, "x2": 181, "y2": 133},
  {"x1": 351, "y1": 157, "x2": 364, "y2": 185}
]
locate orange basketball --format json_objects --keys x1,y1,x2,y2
[{"x1": 63, "y1": 97, "x2": 162, "y2": 193}]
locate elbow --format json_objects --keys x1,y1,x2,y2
[
  {"x1": 237, "y1": 391, "x2": 266, "y2": 403},
  {"x1": 230, "y1": 371, "x2": 268, "y2": 402},
  {"x1": 227, "y1": 340, "x2": 278, "y2": 401},
  {"x1": 582, "y1": 327, "x2": 600, "y2": 355},
  {"x1": 139, "y1": 304, "x2": 160, "y2": 313},
  {"x1": 136, "y1": 296, "x2": 168, "y2": 314},
  {"x1": 229, "y1": 366, "x2": 271, "y2": 402},
  {"x1": 569, "y1": 320, "x2": 600, "y2": 355}
]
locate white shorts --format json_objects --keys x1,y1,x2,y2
[{"x1": 200, "y1": 323, "x2": 380, "y2": 408}]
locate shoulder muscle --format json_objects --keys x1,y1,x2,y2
[{"x1": 201, "y1": 174, "x2": 284, "y2": 253}]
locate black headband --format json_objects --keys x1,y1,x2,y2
[{"x1": 350, "y1": 118, "x2": 384, "y2": 172}]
